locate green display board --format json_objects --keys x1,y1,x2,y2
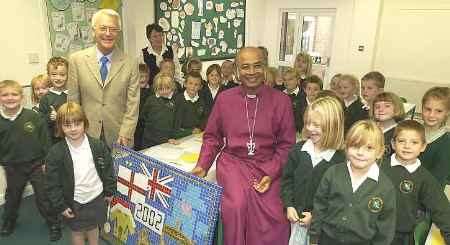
[
  {"x1": 45, "y1": 0, "x2": 123, "y2": 58},
  {"x1": 154, "y1": 0, "x2": 246, "y2": 61}
]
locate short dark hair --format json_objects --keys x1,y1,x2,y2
[
  {"x1": 361, "y1": 71, "x2": 385, "y2": 89},
  {"x1": 394, "y1": 119, "x2": 426, "y2": 143},
  {"x1": 146, "y1": 23, "x2": 163, "y2": 39},
  {"x1": 305, "y1": 75, "x2": 323, "y2": 89}
]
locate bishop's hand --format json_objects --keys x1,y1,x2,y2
[
  {"x1": 254, "y1": 176, "x2": 272, "y2": 193},
  {"x1": 191, "y1": 166, "x2": 206, "y2": 178}
]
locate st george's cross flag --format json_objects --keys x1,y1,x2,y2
[{"x1": 117, "y1": 164, "x2": 148, "y2": 205}]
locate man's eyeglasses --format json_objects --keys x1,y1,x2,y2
[{"x1": 97, "y1": 26, "x2": 121, "y2": 34}]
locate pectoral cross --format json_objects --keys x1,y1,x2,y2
[{"x1": 247, "y1": 138, "x2": 256, "y2": 156}]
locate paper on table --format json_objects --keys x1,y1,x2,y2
[{"x1": 142, "y1": 144, "x2": 183, "y2": 162}]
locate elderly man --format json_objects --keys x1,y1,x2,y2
[
  {"x1": 67, "y1": 9, "x2": 139, "y2": 147},
  {"x1": 192, "y1": 47, "x2": 296, "y2": 245}
]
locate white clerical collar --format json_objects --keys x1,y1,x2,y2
[
  {"x1": 283, "y1": 86, "x2": 299, "y2": 96},
  {"x1": 301, "y1": 139, "x2": 336, "y2": 167},
  {"x1": 0, "y1": 106, "x2": 23, "y2": 121},
  {"x1": 347, "y1": 160, "x2": 379, "y2": 190},
  {"x1": 425, "y1": 126, "x2": 448, "y2": 144},
  {"x1": 147, "y1": 42, "x2": 168, "y2": 56},
  {"x1": 344, "y1": 95, "x2": 358, "y2": 107},
  {"x1": 184, "y1": 90, "x2": 199, "y2": 102},
  {"x1": 390, "y1": 154, "x2": 421, "y2": 173},
  {"x1": 96, "y1": 47, "x2": 113, "y2": 62},
  {"x1": 156, "y1": 92, "x2": 173, "y2": 99},
  {"x1": 49, "y1": 88, "x2": 68, "y2": 95}
]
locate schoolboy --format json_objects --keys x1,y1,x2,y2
[
  {"x1": 0, "y1": 80, "x2": 61, "y2": 240},
  {"x1": 337, "y1": 74, "x2": 369, "y2": 132},
  {"x1": 361, "y1": 71, "x2": 385, "y2": 109},
  {"x1": 221, "y1": 60, "x2": 239, "y2": 89},
  {"x1": 283, "y1": 68, "x2": 306, "y2": 132},
  {"x1": 381, "y1": 120, "x2": 450, "y2": 245},
  {"x1": 39, "y1": 56, "x2": 69, "y2": 143},
  {"x1": 134, "y1": 63, "x2": 152, "y2": 150}
]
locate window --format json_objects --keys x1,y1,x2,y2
[{"x1": 278, "y1": 9, "x2": 336, "y2": 78}]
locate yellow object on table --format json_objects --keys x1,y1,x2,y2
[{"x1": 180, "y1": 152, "x2": 199, "y2": 164}]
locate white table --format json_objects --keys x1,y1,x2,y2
[{"x1": 140, "y1": 134, "x2": 217, "y2": 182}]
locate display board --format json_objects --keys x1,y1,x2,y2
[
  {"x1": 154, "y1": 0, "x2": 246, "y2": 61},
  {"x1": 45, "y1": 0, "x2": 123, "y2": 58},
  {"x1": 101, "y1": 144, "x2": 223, "y2": 245}
]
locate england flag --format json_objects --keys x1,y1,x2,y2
[{"x1": 117, "y1": 164, "x2": 148, "y2": 205}]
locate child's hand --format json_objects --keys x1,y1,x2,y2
[
  {"x1": 168, "y1": 139, "x2": 180, "y2": 145},
  {"x1": 286, "y1": 207, "x2": 300, "y2": 223},
  {"x1": 192, "y1": 128, "x2": 202, "y2": 134},
  {"x1": 49, "y1": 106, "x2": 57, "y2": 121},
  {"x1": 253, "y1": 176, "x2": 272, "y2": 193},
  {"x1": 299, "y1": 211, "x2": 312, "y2": 226},
  {"x1": 62, "y1": 208, "x2": 75, "y2": 218}
]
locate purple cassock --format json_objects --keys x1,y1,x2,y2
[{"x1": 197, "y1": 84, "x2": 296, "y2": 245}]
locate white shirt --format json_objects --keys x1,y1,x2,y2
[
  {"x1": 301, "y1": 139, "x2": 336, "y2": 167},
  {"x1": 209, "y1": 84, "x2": 220, "y2": 99},
  {"x1": 49, "y1": 88, "x2": 68, "y2": 95},
  {"x1": 344, "y1": 95, "x2": 358, "y2": 108},
  {"x1": 390, "y1": 154, "x2": 421, "y2": 173},
  {"x1": 96, "y1": 47, "x2": 113, "y2": 72},
  {"x1": 140, "y1": 43, "x2": 182, "y2": 82},
  {"x1": 0, "y1": 106, "x2": 23, "y2": 121},
  {"x1": 283, "y1": 86, "x2": 300, "y2": 96},
  {"x1": 346, "y1": 161, "x2": 379, "y2": 192},
  {"x1": 184, "y1": 90, "x2": 199, "y2": 102},
  {"x1": 67, "y1": 135, "x2": 103, "y2": 204}
]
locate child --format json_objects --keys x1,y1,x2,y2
[
  {"x1": 419, "y1": 86, "x2": 450, "y2": 186},
  {"x1": 282, "y1": 68, "x2": 305, "y2": 132},
  {"x1": 221, "y1": 60, "x2": 239, "y2": 89},
  {"x1": 310, "y1": 120, "x2": 396, "y2": 245},
  {"x1": 280, "y1": 96, "x2": 345, "y2": 243},
  {"x1": 371, "y1": 92, "x2": 405, "y2": 156},
  {"x1": 0, "y1": 80, "x2": 60, "y2": 240},
  {"x1": 337, "y1": 74, "x2": 369, "y2": 132},
  {"x1": 266, "y1": 67, "x2": 284, "y2": 91},
  {"x1": 361, "y1": 71, "x2": 385, "y2": 109},
  {"x1": 304, "y1": 75, "x2": 323, "y2": 103},
  {"x1": 381, "y1": 120, "x2": 450, "y2": 245},
  {"x1": 30, "y1": 74, "x2": 49, "y2": 112},
  {"x1": 160, "y1": 59, "x2": 183, "y2": 91},
  {"x1": 201, "y1": 64, "x2": 224, "y2": 111},
  {"x1": 293, "y1": 52, "x2": 313, "y2": 88},
  {"x1": 134, "y1": 63, "x2": 152, "y2": 150},
  {"x1": 328, "y1": 73, "x2": 341, "y2": 93},
  {"x1": 142, "y1": 73, "x2": 178, "y2": 148},
  {"x1": 174, "y1": 72, "x2": 209, "y2": 135},
  {"x1": 39, "y1": 57, "x2": 68, "y2": 143},
  {"x1": 46, "y1": 102, "x2": 116, "y2": 245}
]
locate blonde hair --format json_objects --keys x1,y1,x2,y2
[
  {"x1": 91, "y1": 9, "x2": 121, "y2": 29},
  {"x1": 282, "y1": 67, "x2": 299, "y2": 80},
  {"x1": 0, "y1": 80, "x2": 23, "y2": 95},
  {"x1": 56, "y1": 102, "x2": 89, "y2": 138},
  {"x1": 30, "y1": 74, "x2": 49, "y2": 104},
  {"x1": 339, "y1": 74, "x2": 360, "y2": 95},
  {"x1": 370, "y1": 92, "x2": 405, "y2": 121},
  {"x1": 422, "y1": 86, "x2": 450, "y2": 112},
  {"x1": 302, "y1": 96, "x2": 345, "y2": 149},
  {"x1": 153, "y1": 73, "x2": 176, "y2": 94},
  {"x1": 345, "y1": 120, "x2": 385, "y2": 159},
  {"x1": 294, "y1": 52, "x2": 312, "y2": 76}
]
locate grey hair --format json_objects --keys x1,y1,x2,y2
[{"x1": 91, "y1": 9, "x2": 121, "y2": 29}]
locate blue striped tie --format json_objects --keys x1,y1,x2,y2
[{"x1": 100, "y1": 56, "x2": 109, "y2": 82}]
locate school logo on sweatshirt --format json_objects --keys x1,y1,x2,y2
[
  {"x1": 399, "y1": 179, "x2": 414, "y2": 194},
  {"x1": 23, "y1": 121, "x2": 35, "y2": 133},
  {"x1": 368, "y1": 196, "x2": 383, "y2": 213}
]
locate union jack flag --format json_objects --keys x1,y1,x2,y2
[{"x1": 140, "y1": 163, "x2": 173, "y2": 209}]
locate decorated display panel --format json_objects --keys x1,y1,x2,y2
[
  {"x1": 155, "y1": 0, "x2": 246, "y2": 61},
  {"x1": 101, "y1": 144, "x2": 223, "y2": 245},
  {"x1": 45, "y1": 0, "x2": 123, "y2": 58}
]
